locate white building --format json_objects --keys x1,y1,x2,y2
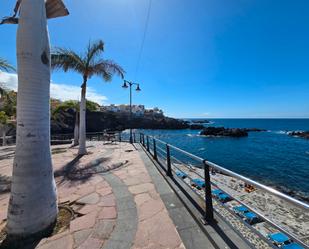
[{"x1": 101, "y1": 104, "x2": 145, "y2": 116}]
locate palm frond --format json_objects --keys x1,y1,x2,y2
[
  {"x1": 51, "y1": 48, "x2": 85, "y2": 74},
  {"x1": 89, "y1": 59, "x2": 125, "y2": 81},
  {"x1": 0, "y1": 58, "x2": 15, "y2": 72},
  {"x1": 51, "y1": 40, "x2": 125, "y2": 84},
  {"x1": 86, "y1": 40, "x2": 104, "y2": 65}
]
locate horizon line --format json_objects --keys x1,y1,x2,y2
[{"x1": 176, "y1": 117, "x2": 309, "y2": 119}]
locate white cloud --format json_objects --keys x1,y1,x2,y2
[
  {"x1": 0, "y1": 72, "x2": 18, "y2": 91},
  {"x1": 50, "y1": 84, "x2": 107, "y2": 104},
  {"x1": 0, "y1": 72, "x2": 107, "y2": 104}
]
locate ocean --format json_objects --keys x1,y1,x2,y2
[{"x1": 138, "y1": 119, "x2": 309, "y2": 201}]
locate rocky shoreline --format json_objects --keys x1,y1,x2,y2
[
  {"x1": 50, "y1": 109, "x2": 201, "y2": 134},
  {"x1": 174, "y1": 162, "x2": 309, "y2": 246},
  {"x1": 288, "y1": 131, "x2": 309, "y2": 139},
  {"x1": 199, "y1": 126, "x2": 266, "y2": 137},
  {"x1": 191, "y1": 119, "x2": 210, "y2": 124}
]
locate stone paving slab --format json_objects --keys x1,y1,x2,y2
[
  {"x1": 0, "y1": 144, "x2": 119, "y2": 249},
  {"x1": 0, "y1": 142, "x2": 188, "y2": 249},
  {"x1": 137, "y1": 143, "x2": 253, "y2": 249},
  {"x1": 0, "y1": 141, "x2": 235, "y2": 249},
  {"x1": 101, "y1": 174, "x2": 137, "y2": 249},
  {"x1": 107, "y1": 143, "x2": 186, "y2": 249}
]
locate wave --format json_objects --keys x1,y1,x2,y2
[
  {"x1": 271, "y1": 130, "x2": 292, "y2": 135},
  {"x1": 274, "y1": 130, "x2": 288, "y2": 134},
  {"x1": 186, "y1": 134, "x2": 195, "y2": 137},
  {"x1": 186, "y1": 132, "x2": 201, "y2": 137}
]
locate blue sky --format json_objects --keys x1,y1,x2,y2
[{"x1": 0, "y1": 0, "x2": 309, "y2": 118}]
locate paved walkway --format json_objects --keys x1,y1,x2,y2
[{"x1": 0, "y1": 142, "x2": 187, "y2": 249}]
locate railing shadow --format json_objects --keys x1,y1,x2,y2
[
  {"x1": 0, "y1": 152, "x2": 15, "y2": 161},
  {"x1": 155, "y1": 158, "x2": 241, "y2": 249}
]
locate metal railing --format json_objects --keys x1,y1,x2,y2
[
  {"x1": 0, "y1": 131, "x2": 125, "y2": 146},
  {"x1": 138, "y1": 133, "x2": 309, "y2": 249}
]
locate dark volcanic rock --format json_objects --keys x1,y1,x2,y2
[
  {"x1": 244, "y1": 128, "x2": 267, "y2": 132},
  {"x1": 288, "y1": 131, "x2": 309, "y2": 139},
  {"x1": 51, "y1": 108, "x2": 75, "y2": 134},
  {"x1": 200, "y1": 127, "x2": 248, "y2": 137},
  {"x1": 191, "y1": 119, "x2": 210, "y2": 124},
  {"x1": 51, "y1": 110, "x2": 190, "y2": 134},
  {"x1": 189, "y1": 124, "x2": 205, "y2": 130}
]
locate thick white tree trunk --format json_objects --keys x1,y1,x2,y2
[
  {"x1": 7, "y1": 0, "x2": 58, "y2": 237},
  {"x1": 73, "y1": 109, "x2": 79, "y2": 146},
  {"x1": 78, "y1": 85, "x2": 87, "y2": 155}
]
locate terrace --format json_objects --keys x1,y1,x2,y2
[{"x1": 0, "y1": 132, "x2": 308, "y2": 249}]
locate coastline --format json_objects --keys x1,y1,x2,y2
[
  {"x1": 140, "y1": 118, "x2": 309, "y2": 199},
  {"x1": 173, "y1": 162, "x2": 309, "y2": 246}
]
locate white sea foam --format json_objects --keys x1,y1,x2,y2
[
  {"x1": 273, "y1": 130, "x2": 289, "y2": 135},
  {"x1": 187, "y1": 133, "x2": 201, "y2": 137}
]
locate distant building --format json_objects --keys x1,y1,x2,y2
[
  {"x1": 100, "y1": 104, "x2": 146, "y2": 116},
  {"x1": 145, "y1": 107, "x2": 164, "y2": 117},
  {"x1": 100, "y1": 105, "x2": 164, "y2": 117}
]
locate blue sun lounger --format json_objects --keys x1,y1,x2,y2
[
  {"x1": 211, "y1": 189, "x2": 232, "y2": 203},
  {"x1": 217, "y1": 193, "x2": 232, "y2": 203},
  {"x1": 212, "y1": 189, "x2": 222, "y2": 196},
  {"x1": 243, "y1": 211, "x2": 260, "y2": 225},
  {"x1": 233, "y1": 205, "x2": 249, "y2": 214},
  {"x1": 268, "y1": 232, "x2": 291, "y2": 246},
  {"x1": 191, "y1": 178, "x2": 205, "y2": 189},
  {"x1": 282, "y1": 243, "x2": 304, "y2": 249},
  {"x1": 176, "y1": 170, "x2": 188, "y2": 179}
]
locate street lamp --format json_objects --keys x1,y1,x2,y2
[{"x1": 122, "y1": 80, "x2": 141, "y2": 143}]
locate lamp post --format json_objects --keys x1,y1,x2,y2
[{"x1": 122, "y1": 80, "x2": 141, "y2": 143}]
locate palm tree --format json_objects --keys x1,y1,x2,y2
[
  {"x1": 0, "y1": 85, "x2": 16, "y2": 117},
  {"x1": 6, "y1": 0, "x2": 60, "y2": 238},
  {"x1": 0, "y1": 111, "x2": 9, "y2": 146},
  {"x1": 53, "y1": 100, "x2": 80, "y2": 146},
  {"x1": 0, "y1": 57, "x2": 15, "y2": 72},
  {"x1": 51, "y1": 40, "x2": 125, "y2": 155}
]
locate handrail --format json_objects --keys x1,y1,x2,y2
[
  {"x1": 144, "y1": 134, "x2": 309, "y2": 211},
  {"x1": 206, "y1": 160, "x2": 309, "y2": 211},
  {"x1": 140, "y1": 132, "x2": 309, "y2": 248}
]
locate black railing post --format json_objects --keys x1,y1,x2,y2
[
  {"x1": 166, "y1": 144, "x2": 172, "y2": 177},
  {"x1": 133, "y1": 133, "x2": 136, "y2": 143},
  {"x1": 142, "y1": 134, "x2": 145, "y2": 147},
  {"x1": 119, "y1": 132, "x2": 122, "y2": 142},
  {"x1": 146, "y1": 136, "x2": 150, "y2": 151},
  {"x1": 203, "y1": 160, "x2": 214, "y2": 222},
  {"x1": 153, "y1": 139, "x2": 158, "y2": 160},
  {"x1": 139, "y1": 133, "x2": 142, "y2": 143}
]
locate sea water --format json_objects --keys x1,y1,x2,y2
[{"x1": 138, "y1": 119, "x2": 309, "y2": 201}]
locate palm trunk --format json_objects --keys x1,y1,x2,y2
[
  {"x1": 7, "y1": 0, "x2": 58, "y2": 237},
  {"x1": 78, "y1": 81, "x2": 87, "y2": 155},
  {"x1": 2, "y1": 129, "x2": 6, "y2": 146},
  {"x1": 73, "y1": 109, "x2": 79, "y2": 146}
]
